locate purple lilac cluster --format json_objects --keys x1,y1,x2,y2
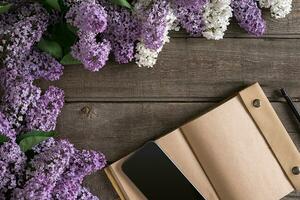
[
  {"x1": 0, "y1": 3, "x2": 64, "y2": 134},
  {"x1": 103, "y1": 4, "x2": 140, "y2": 64},
  {"x1": 0, "y1": 136, "x2": 106, "y2": 199},
  {"x1": 25, "y1": 86, "x2": 65, "y2": 132},
  {"x1": 23, "y1": 50, "x2": 64, "y2": 81},
  {"x1": 0, "y1": 80, "x2": 64, "y2": 134},
  {"x1": 171, "y1": 0, "x2": 208, "y2": 36},
  {"x1": 66, "y1": 1, "x2": 107, "y2": 34},
  {"x1": 0, "y1": 3, "x2": 49, "y2": 62},
  {"x1": 66, "y1": 1, "x2": 111, "y2": 71},
  {"x1": 64, "y1": 0, "x2": 270, "y2": 69},
  {"x1": 77, "y1": 187, "x2": 100, "y2": 200},
  {"x1": 135, "y1": 0, "x2": 170, "y2": 50},
  {"x1": 0, "y1": 2, "x2": 107, "y2": 199},
  {"x1": 52, "y1": 149, "x2": 106, "y2": 199},
  {"x1": 13, "y1": 139, "x2": 75, "y2": 199},
  {"x1": 1, "y1": 49, "x2": 63, "y2": 85},
  {"x1": 71, "y1": 32, "x2": 111, "y2": 72},
  {"x1": 0, "y1": 112, "x2": 16, "y2": 139},
  {"x1": 0, "y1": 82, "x2": 42, "y2": 131},
  {"x1": 0, "y1": 141, "x2": 26, "y2": 197},
  {"x1": 231, "y1": 0, "x2": 266, "y2": 36},
  {"x1": 29, "y1": 138, "x2": 106, "y2": 200}
]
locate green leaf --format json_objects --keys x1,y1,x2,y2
[
  {"x1": 49, "y1": 22, "x2": 78, "y2": 55},
  {"x1": 17, "y1": 131, "x2": 57, "y2": 152},
  {"x1": 0, "y1": 134, "x2": 9, "y2": 145},
  {"x1": 58, "y1": 0, "x2": 69, "y2": 14},
  {"x1": 67, "y1": 23, "x2": 78, "y2": 35},
  {"x1": 41, "y1": 0, "x2": 61, "y2": 11},
  {"x1": 17, "y1": 131, "x2": 57, "y2": 143},
  {"x1": 60, "y1": 53, "x2": 81, "y2": 65},
  {"x1": 0, "y1": 3, "x2": 12, "y2": 14},
  {"x1": 19, "y1": 136, "x2": 50, "y2": 152},
  {"x1": 37, "y1": 38, "x2": 63, "y2": 59},
  {"x1": 111, "y1": 0, "x2": 132, "y2": 9}
]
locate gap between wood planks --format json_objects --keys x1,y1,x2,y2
[{"x1": 64, "y1": 97, "x2": 300, "y2": 103}]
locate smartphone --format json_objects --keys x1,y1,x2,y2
[{"x1": 122, "y1": 142, "x2": 206, "y2": 200}]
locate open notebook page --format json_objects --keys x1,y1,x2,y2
[{"x1": 181, "y1": 96, "x2": 293, "y2": 200}]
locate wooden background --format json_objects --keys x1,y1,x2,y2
[{"x1": 39, "y1": 1, "x2": 300, "y2": 199}]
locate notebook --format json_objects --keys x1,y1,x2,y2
[{"x1": 105, "y1": 83, "x2": 300, "y2": 200}]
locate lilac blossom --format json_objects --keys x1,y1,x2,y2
[
  {"x1": 0, "y1": 55, "x2": 63, "y2": 133},
  {"x1": 135, "y1": 7, "x2": 178, "y2": 68},
  {"x1": 0, "y1": 67, "x2": 32, "y2": 89},
  {"x1": 0, "y1": 3, "x2": 49, "y2": 62},
  {"x1": 52, "y1": 179, "x2": 81, "y2": 199},
  {"x1": 24, "y1": 50, "x2": 64, "y2": 81},
  {"x1": 13, "y1": 140, "x2": 75, "y2": 200},
  {"x1": 64, "y1": 0, "x2": 96, "y2": 7},
  {"x1": 66, "y1": 1, "x2": 108, "y2": 34},
  {"x1": 62, "y1": 149, "x2": 106, "y2": 182},
  {"x1": 3, "y1": 49, "x2": 64, "y2": 84},
  {"x1": 258, "y1": 0, "x2": 292, "y2": 19},
  {"x1": 0, "y1": 2, "x2": 107, "y2": 199},
  {"x1": 71, "y1": 32, "x2": 111, "y2": 71},
  {"x1": 30, "y1": 138, "x2": 107, "y2": 199},
  {"x1": 25, "y1": 86, "x2": 64, "y2": 132},
  {"x1": 32, "y1": 137, "x2": 56, "y2": 154},
  {"x1": 52, "y1": 149, "x2": 106, "y2": 199},
  {"x1": 66, "y1": 1, "x2": 111, "y2": 71},
  {"x1": 0, "y1": 3, "x2": 47, "y2": 34},
  {"x1": 0, "y1": 137, "x2": 106, "y2": 199},
  {"x1": 103, "y1": 5, "x2": 140, "y2": 64},
  {"x1": 135, "y1": 0, "x2": 169, "y2": 50},
  {"x1": 171, "y1": 0, "x2": 208, "y2": 36},
  {"x1": 0, "y1": 3, "x2": 62, "y2": 133},
  {"x1": 231, "y1": 0, "x2": 266, "y2": 36},
  {"x1": 29, "y1": 138, "x2": 106, "y2": 199},
  {"x1": 0, "y1": 141, "x2": 26, "y2": 194},
  {"x1": 0, "y1": 82, "x2": 41, "y2": 131},
  {"x1": 202, "y1": 0, "x2": 232, "y2": 40},
  {"x1": 77, "y1": 187, "x2": 99, "y2": 200},
  {"x1": 0, "y1": 112, "x2": 16, "y2": 139}
]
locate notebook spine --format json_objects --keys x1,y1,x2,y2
[{"x1": 104, "y1": 167, "x2": 127, "y2": 200}]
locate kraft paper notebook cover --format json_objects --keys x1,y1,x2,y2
[{"x1": 105, "y1": 83, "x2": 300, "y2": 200}]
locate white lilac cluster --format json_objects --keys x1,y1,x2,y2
[
  {"x1": 258, "y1": 0, "x2": 293, "y2": 19},
  {"x1": 135, "y1": 6, "x2": 179, "y2": 68},
  {"x1": 202, "y1": 0, "x2": 232, "y2": 40}
]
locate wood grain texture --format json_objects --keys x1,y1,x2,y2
[
  {"x1": 43, "y1": 2, "x2": 300, "y2": 199},
  {"x1": 38, "y1": 38, "x2": 300, "y2": 102},
  {"x1": 37, "y1": 1, "x2": 300, "y2": 102},
  {"x1": 56, "y1": 102, "x2": 300, "y2": 199}
]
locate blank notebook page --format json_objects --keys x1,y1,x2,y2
[{"x1": 181, "y1": 96, "x2": 294, "y2": 200}]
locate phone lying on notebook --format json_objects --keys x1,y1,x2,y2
[{"x1": 122, "y1": 142, "x2": 206, "y2": 200}]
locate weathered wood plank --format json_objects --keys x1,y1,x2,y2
[
  {"x1": 284, "y1": 192, "x2": 300, "y2": 200},
  {"x1": 39, "y1": 3, "x2": 300, "y2": 199},
  {"x1": 57, "y1": 102, "x2": 300, "y2": 160},
  {"x1": 38, "y1": 38, "x2": 300, "y2": 101},
  {"x1": 56, "y1": 102, "x2": 300, "y2": 199}
]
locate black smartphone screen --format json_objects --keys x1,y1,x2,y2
[{"x1": 122, "y1": 142, "x2": 205, "y2": 200}]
